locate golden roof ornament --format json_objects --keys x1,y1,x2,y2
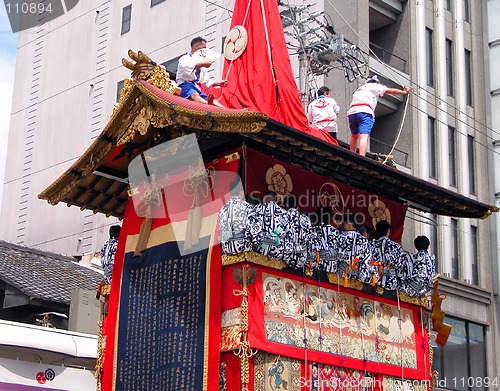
[{"x1": 121, "y1": 49, "x2": 181, "y2": 95}]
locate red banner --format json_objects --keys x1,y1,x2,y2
[
  {"x1": 244, "y1": 148, "x2": 407, "y2": 242},
  {"x1": 102, "y1": 153, "x2": 241, "y2": 391},
  {"x1": 218, "y1": 0, "x2": 337, "y2": 145}
]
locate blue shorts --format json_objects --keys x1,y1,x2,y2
[
  {"x1": 179, "y1": 81, "x2": 208, "y2": 100},
  {"x1": 348, "y1": 112, "x2": 374, "y2": 135}
]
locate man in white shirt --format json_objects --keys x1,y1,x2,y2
[
  {"x1": 307, "y1": 86, "x2": 341, "y2": 139},
  {"x1": 347, "y1": 75, "x2": 410, "y2": 156},
  {"x1": 176, "y1": 36, "x2": 228, "y2": 107}
]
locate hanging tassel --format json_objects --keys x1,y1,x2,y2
[
  {"x1": 184, "y1": 205, "x2": 201, "y2": 251},
  {"x1": 134, "y1": 218, "x2": 153, "y2": 257},
  {"x1": 183, "y1": 159, "x2": 213, "y2": 252},
  {"x1": 190, "y1": 205, "x2": 202, "y2": 246},
  {"x1": 370, "y1": 260, "x2": 383, "y2": 286},
  {"x1": 350, "y1": 256, "x2": 359, "y2": 270}
]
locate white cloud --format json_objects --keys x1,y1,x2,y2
[{"x1": 0, "y1": 48, "x2": 16, "y2": 209}]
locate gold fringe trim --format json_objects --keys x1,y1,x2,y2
[
  {"x1": 95, "y1": 301, "x2": 105, "y2": 391},
  {"x1": 398, "y1": 291, "x2": 429, "y2": 307},
  {"x1": 327, "y1": 273, "x2": 364, "y2": 291},
  {"x1": 221, "y1": 252, "x2": 286, "y2": 270}
]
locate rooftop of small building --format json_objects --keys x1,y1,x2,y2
[{"x1": 0, "y1": 240, "x2": 103, "y2": 305}]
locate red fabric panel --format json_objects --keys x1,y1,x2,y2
[
  {"x1": 101, "y1": 200, "x2": 135, "y2": 391},
  {"x1": 102, "y1": 154, "x2": 241, "y2": 391},
  {"x1": 219, "y1": 0, "x2": 338, "y2": 146},
  {"x1": 245, "y1": 265, "x2": 428, "y2": 380},
  {"x1": 221, "y1": 351, "x2": 241, "y2": 390},
  {"x1": 245, "y1": 148, "x2": 407, "y2": 242},
  {"x1": 222, "y1": 264, "x2": 244, "y2": 311}
]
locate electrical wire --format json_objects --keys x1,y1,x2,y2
[
  {"x1": 324, "y1": 0, "x2": 500, "y2": 145},
  {"x1": 206, "y1": 0, "x2": 234, "y2": 43}
]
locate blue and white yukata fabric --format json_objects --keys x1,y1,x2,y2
[
  {"x1": 285, "y1": 208, "x2": 316, "y2": 269},
  {"x1": 401, "y1": 250, "x2": 435, "y2": 297},
  {"x1": 369, "y1": 236, "x2": 405, "y2": 290},
  {"x1": 247, "y1": 201, "x2": 294, "y2": 260},
  {"x1": 312, "y1": 224, "x2": 341, "y2": 273},
  {"x1": 219, "y1": 197, "x2": 254, "y2": 255},
  {"x1": 337, "y1": 231, "x2": 374, "y2": 283},
  {"x1": 101, "y1": 237, "x2": 118, "y2": 284}
]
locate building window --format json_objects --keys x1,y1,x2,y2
[
  {"x1": 426, "y1": 28, "x2": 434, "y2": 87},
  {"x1": 444, "y1": 0, "x2": 451, "y2": 11},
  {"x1": 221, "y1": 35, "x2": 226, "y2": 54},
  {"x1": 121, "y1": 5, "x2": 131, "y2": 35},
  {"x1": 463, "y1": 0, "x2": 470, "y2": 22},
  {"x1": 451, "y1": 218, "x2": 459, "y2": 279},
  {"x1": 428, "y1": 117, "x2": 436, "y2": 178},
  {"x1": 471, "y1": 225, "x2": 478, "y2": 285},
  {"x1": 449, "y1": 126, "x2": 457, "y2": 187},
  {"x1": 465, "y1": 49, "x2": 472, "y2": 106},
  {"x1": 446, "y1": 39, "x2": 454, "y2": 97},
  {"x1": 161, "y1": 55, "x2": 182, "y2": 80},
  {"x1": 429, "y1": 214, "x2": 438, "y2": 272},
  {"x1": 433, "y1": 318, "x2": 486, "y2": 391},
  {"x1": 468, "y1": 135, "x2": 476, "y2": 194},
  {"x1": 151, "y1": 0, "x2": 166, "y2": 6},
  {"x1": 116, "y1": 80, "x2": 124, "y2": 102}
]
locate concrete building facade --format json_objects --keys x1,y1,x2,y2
[{"x1": 1, "y1": 0, "x2": 498, "y2": 382}]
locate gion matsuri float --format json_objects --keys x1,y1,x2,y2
[{"x1": 38, "y1": 1, "x2": 497, "y2": 390}]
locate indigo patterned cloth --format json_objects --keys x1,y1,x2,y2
[
  {"x1": 247, "y1": 201, "x2": 294, "y2": 260},
  {"x1": 313, "y1": 224, "x2": 341, "y2": 273},
  {"x1": 219, "y1": 197, "x2": 254, "y2": 255},
  {"x1": 401, "y1": 250, "x2": 435, "y2": 297},
  {"x1": 101, "y1": 237, "x2": 118, "y2": 284},
  {"x1": 337, "y1": 231, "x2": 375, "y2": 284},
  {"x1": 369, "y1": 237, "x2": 405, "y2": 291},
  {"x1": 219, "y1": 204, "x2": 434, "y2": 295},
  {"x1": 286, "y1": 208, "x2": 316, "y2": 268}
]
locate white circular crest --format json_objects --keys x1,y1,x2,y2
[{"x1": 224, "y1": 25, "x2": 248, "y2": 61}]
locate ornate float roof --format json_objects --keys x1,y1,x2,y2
[{"x1": 39, "y1": 74, "x2": 497, "y2": 220}]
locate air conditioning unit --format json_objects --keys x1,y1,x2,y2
[
  {"x1": 463, "y1": 278, "x2": 472, "y2": 284},
  {"x1": 442, "y1": 272, "x2": 451, "y2": 278}
]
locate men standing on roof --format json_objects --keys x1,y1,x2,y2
[
  {"x1": 176, "y1": 36, "x2": 228, "y2": 107},
  {"x1": 347, "y1": 75, "x2": 410, "y2": 156},
  {"x1": 307, "y1": 86, "x2": 341, "y2": 139}
]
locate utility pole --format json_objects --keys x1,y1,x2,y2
[{"x1": 279, "y1": 3, "x2": 368, "y2": 109}]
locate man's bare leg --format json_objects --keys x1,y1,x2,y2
[
  {"x1": 189, "y1": 92, "x2": 226, "y2": 108},
  {"x1": 358, "y1": 134, "x2": 369, "y2": 156},
  {"x1": 350, "y1": 134, "x2": 359, "y2": 153},
  {"x1": 211, "y1": 98, "x2": 226, "y2": 108},
  {"x1": 189, "y1": 92, "x2": 208, "y2": 104}
]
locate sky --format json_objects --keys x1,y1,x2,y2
[{"x1": 0, "y1": 5, "x2": 17, "y2": 209}]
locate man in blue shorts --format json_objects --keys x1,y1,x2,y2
[
  {"x1": 347, "y1": 75, "x2": 410, "y2": 156},
  {"x1": 176, "y1": 36, "x2": 228, "y2": 107}
]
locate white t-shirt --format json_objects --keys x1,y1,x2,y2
[
  {"x1": 347, "y1": 83, "x2": 387, "y2": 117},
  {"x1": 307, "y1": 96, "x2": 341, "y2": 133},
  {"x1": 175, "y1": 52, "x2": 214, "y2": 88}
]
